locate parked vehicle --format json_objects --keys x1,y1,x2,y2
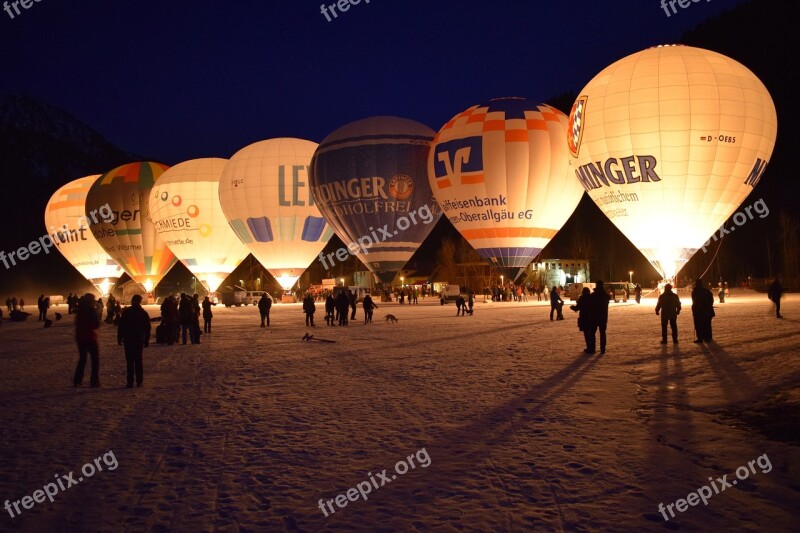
[
  {"x1": 606, "y1": 282, "x2": 636, "y2": 303},
  {"x1": 569, "y1": 283, "x2": 596, "y2": 301}
]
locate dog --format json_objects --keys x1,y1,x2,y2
[
  {"x1": 54, "y1": 312, "x2": 62, "y2": 320},
  {"x1": 384, "y1": 314, "x2": 398, "y2": 323},
  {"x1": 43, "y1": 319, "x2": 53, "y2": 328}
]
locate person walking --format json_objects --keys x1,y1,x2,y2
[
  {"x1": 570, "y1": 287, "x2": 595, "y2": 353},
  {"x1": 691, "y1": 278, "x2": 715, "y2": 342},
  {"x1": 74, "y1": 294, "x2": 101, "y2": 387},
  {"x1": 117, "y1": 294, "x2": 151, "y2": 388},
  {"x1": 325, "y1": 293, "x2": 336, "y2": 326},
  {"x1": 303, "y1": 293, "x2": 316, "y2": 326},
  {"x1": 589, "y1": 280, "x2": 611, "y2": 354},
  {"x1": 768, "y1": 275, "x2": 784, "y2": 318},
  {"x1": 362, "y1": 292, "x2": 378, "y2": 324},
  {"x1": 655, "y1": 283, "x2": 681, "y2": 344},
  {"x1": 549, "y1": 285, "x2": 564, "y2": 321},
  {"x1": 258, "y1": 292, "x2": 272, "y2": 327},
  {"x1": 202, "y1": 296, "x2": 214, "y2": 333},
  {"x1": 456, "y1": 294, "x2": 466, "y2": 316},
  {"x1": 634, "y1": 283, "x2": 642, "y2": 304}
]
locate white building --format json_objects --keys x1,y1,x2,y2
[{"x1": 528, "y1": 259, "x2": 591, "y2": 288}]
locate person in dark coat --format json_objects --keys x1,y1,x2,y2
[
  {"x1": 455, "y1": 295, "x2": 466, "y2": 316},
  {"x1": 105, "y1": 295, "x2": 116, "y2": 323},
  {"x1": 549, "y1": 286, "x2": 564, "y2": 321},
  {"x1": 191, "y1": 294, "x2": 202, "y2": 343},
  {"x1": 160, "y1": 294, "x2": 179, "y2": 344},
  {"x1": 634, "y1": 283, "x2": 642, "y2": 304},
  {"x1": 467, "y1": 291, "x2": 474, "y2": 315},
  {"x1": 117, "y1": 294, "x2": 151, "y2": 388},
  {"x1": 588, "y1": 280, "x2": 611, "y2": 354},
  {"x1": 258, "y1": 293, "x2": 272, "y2": 327},
  {"x1": 178, "y1": 294, "x2": 194, "y2": 343},
  {"x1": 768, "y1": 276, "x2": 784, "y2": 318},
  {"x1": 303, "y1": 293, "x2": 316, "y2": 326},
  {"x1": 717, "y1": 283, "x2": 725, "y2": 304},
  {"x1": 655, "y1": 283, "x2": 681, "y2": 344},
  {"x1": 362, "y1": 293, "x2": 378, "y2": 324},
  {"x1": 37, "y1": 295, "x2": 44, "y2": 321},
  {"x1": 335, "y1": 291, "x2": 350, "y2": 325},
  {"x1": 570, "y1": 287, "x2": 595, "y2": 353},
  {"x1": 691, "y1": 278, "x2": 715, "y2": 343},
  {"x1": 348, "y1": 290, "x2": 357, "y2": 320},
  {"x1": 74, "y1": 294, "x2": 101, "y2": 387},
  {"x1": 202, "y1": 296, "x2": 214, "y2": 333},
  {"x1": 325, "y1": 294, "x2": 336, "y2": 326}
]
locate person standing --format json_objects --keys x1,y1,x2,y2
[
  {"x1": 117, "y1": 294, "x2": 151, "y2": 388},
  {"x1": 95, "y1": 297, "x2": 104, "y2": 323},
  {"x1": 655, "y1": 283, "x2": 681, "y2": 344},
  {"x1": 718, "y1": 283, "x2": 725, "y2": 304},
  {"x1": 325, "y1": 293, "x2": 336, "y2": 326},
  {"x1": 191, "y1": 294, "x2": 202, "y2": 343},
  {"x1": 303, "y1": 293, "x2": 316, "y2": 327},
  {"x1": 258, "y1": 292, "x2": 272, "y2": 327},
  {"x1": 362, "y1": 292, "x2": 378, "y2": 324},
  {"x1": 336, "y1": 290, "x2": 350, "y2": 325},
  {"x1": 74, "y1": 294, "x2": 101, "y2": 387},
  {"x1": 349, "y1": 290, "x2": 357, "y2": 321},
  {"x1": 202, "y1": 296, "x2": 214, "y2": 333},
  {"x1": 691, "y1": 278, "x2": 715, "y2": 342},
  {"x1": 105, "y1": 294, "x2": 116, "y2": 323},
  {"x1": 768, "y1": 276, "x2": 784, "y2": 318},
  {"x1": 589, "y1": 281, "x2": 611, "y2": 354},
  {"x1": 18, "y1": 297, "x2": 24, "y2": 311},
  {"x1": 570, "y1": 287, "x2": 595, "y2": 353},
  {"x1": 37, "y1": 295, "x2": 44, "y2": 321},
  {"x1": 549, "y1": 286, "x2": 564, "y2": 321},
  {"x1": 455, "y1": 295, "x2": 465, "y2": 316},
  {"x1": 468, "y1": 291, "x2": 474, "y2": 315},
  {"x1": 634, "y1": 283, "x2": 642, "y2": 304},
  {"x1": 178, "y1": 294, "x2": 194, "y2": 343}
]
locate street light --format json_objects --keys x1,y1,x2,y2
[
  {"x1": 400, "y1": 276, "x2": 404, "y2": 287},
  {"x1": 500, "y1": 275, "x2": 504, "y2": 286},
  {"x1": 340, "y1": 278, "x2": 345, "y2": 287},
  {"x1": 629, "y1": 271, "x2": 633, "y2": 283}
]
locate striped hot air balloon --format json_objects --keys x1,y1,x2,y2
[
  {"x1": 44, "y1": 175, "x2": 124, "y2": 295},
  {"x1": 429, "y1": 98, "x2": 584, "y2": 281},
  {"x1": 86, "y1": 162, "x2": 178, "y2": 293}
]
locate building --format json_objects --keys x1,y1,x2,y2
[{"x1": 528, "y1": 259, "x2": 591, "y2": 289}]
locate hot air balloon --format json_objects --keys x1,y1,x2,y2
[
  {"x1": 44, "y1": 175, "x2": 124, "y2": 296},
  {"x1": 428, "y1": 98, "x2": 584, "y2": 281},
  {"x1": 568, "y1": 45, "x2": 778, "y2": 280},
  {"x1": 218, "y1": 138, "x2": 333, "y2": 291},
  {"x1": 149, "y1": 158, "x2": 250, "y2": 293},
  {"x1": 310, "y1": 116, "x2": 442, "y2": 283},
  {"x1": 86, "y1": 162, "x2": 178, "y2": 294}
]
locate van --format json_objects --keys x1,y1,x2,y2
[
  {"x1": 605, "y1": 282, "x2": 636, "y2": 303},
  {"x1": 439, "y1": 285, "x2": 463, "y2": 304},
  {"x1": 569, "y1": 283, "x2": 595, "y2": 301}
]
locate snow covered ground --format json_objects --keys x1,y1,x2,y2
[{"x1": 0, "y1": 290, "x2": 798, "y2": 531}]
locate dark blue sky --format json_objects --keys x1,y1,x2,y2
[{"x1": 1, "y1": 0, "x2": 744, "y2": 164}]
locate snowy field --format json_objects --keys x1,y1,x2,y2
[{"x1": 0, "y1": 290, "x2": 798, "y2": 532}]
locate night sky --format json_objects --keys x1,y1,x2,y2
[{"x1": 0, "y1": 0, "x2": 746, "y2": 164}]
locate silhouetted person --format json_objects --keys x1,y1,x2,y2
[
  {"x1": 325, "y1": 294, "x2": 336, "y2": 326},
  {"x1": 691, "y1": 278, "x2": 714, "y2": 343},
  {"x1": 191, "y1": 294, "x2": 201, "y2": 343},
  {"x1": 589, "y1": 280, "x2": 611, "y2": 354},
  {"x1": 634, "y1": 283, "x2": 642, "y2": 304},
  {"x1": 336, "y1": 291, "x2": 350, "y2": 325},
  {"x1": 570, "y1": 287, "x2": 594, "y2": 353},
  {"x1": 303, "y1": 293, "x2": 316, "y2": 326},
  {"x1": 456, "y1": 295, "x2": 466, "y2": 316},
  {"x1": 202, "y1": 296, "x2": 214, "y2": 333},
  {"x1": 550, "y1": 285, "x2": 564, "y2": 320},
  {"x1": 117, "y1": 294, "x2": 151, "y2": 388},
  {"x1": 74, "y1": 294, "x2": 100, "y2": 387},
  {"x1": 362, "y1": 293, "x2": 377, "y2": 324},
  {"x1": 258, "y1": 293, "x2": 272, "y2": 327},
  {"x1": 105, "y1": 294, "x2": 116, "y2": 323},
  {"x1": 37, "y1": 295, "x2": 46, "y2": 321},
  {"x1": 768, "y1": 276, "x2": 784, "y2": 318},
  {"x1": 655, "y1": 283, "x2": 681, "y2": 344},
  {"x1": 18, "y1": 297, "x2": 24, "y2": 311},
  {"x1": 718, "y1": 283, "x2": 725, "y2": 304},
  {"x1": 178, "y1": 294, "x2": 193, "y2": 343},
  {"x1": 349, "y1": 290, "x2": 357, "y2": 320},
  {"x1": 161, "y1": 294, "x2": 179, "y2": 344},
  {"x1": 467, "y1": 291, "x2": 474, "y2": 315}
]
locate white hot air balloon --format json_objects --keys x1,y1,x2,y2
[
  {"x1": 219, "y1": 138, "x2": 334, "y2": 291},
  {"x1": 44, "y1": 175, "x2": 123, "y2": 295},
  {"x1": 149, "y1": 158, "x2": 250, "y2": 292},
  {"x1": 568, "y1": 45, "x2": 778, "y2": 280}
]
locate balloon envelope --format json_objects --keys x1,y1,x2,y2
[
  {"x1": 310, "y1": 116, "x2": 442, "y2": 283},
  {"x1": 149, "y1": 158, "x2": 250, "y2": 292},
  {"x1": 44, "y1": 175, "x2": 124, "y2": 295},
  {"x1": 568, "y1": 45, "x2": 778, "y2": 279},
  {"x1": 429, "y1": 98, "x2": 583, "y2": 280},
  {"x1": 218, "y1": 138, "x2": 333, "y2": 290},
  {"x1": 86, "y1": 162, "x2": 178, "y2": 292}
]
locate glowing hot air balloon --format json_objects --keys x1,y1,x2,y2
[
  {"x1": 149, "y1": 158, "x2": 250, "y2": 293},
  {"x1": 44, "y1": 175, "x2": 124, "y2": 295},
  {"x1": 218, "y1": 138, "x2": 333, "y2": 291},
  {"x1": 429, "y1": 98, "x2": 584, "y2": 280},
  {"x1": 86, "y1": 162, "x2": 178, "y2": 293},
  {"x1": 310, "y1": 116, "x2": 442, "y2": 283},
  {"x1": 568, "y1": 45, "x2": 778, "y2": 280}
]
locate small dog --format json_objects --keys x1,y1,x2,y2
[
  {"x1": 384, "y1": 314, "x2": 398, "y2": 323},
  {"x1": 43, "y1": 319, "x2": 53, "y2": 328},
  {"x1": 54, "y1": 312, "x2": 62, "y2": 320}
]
